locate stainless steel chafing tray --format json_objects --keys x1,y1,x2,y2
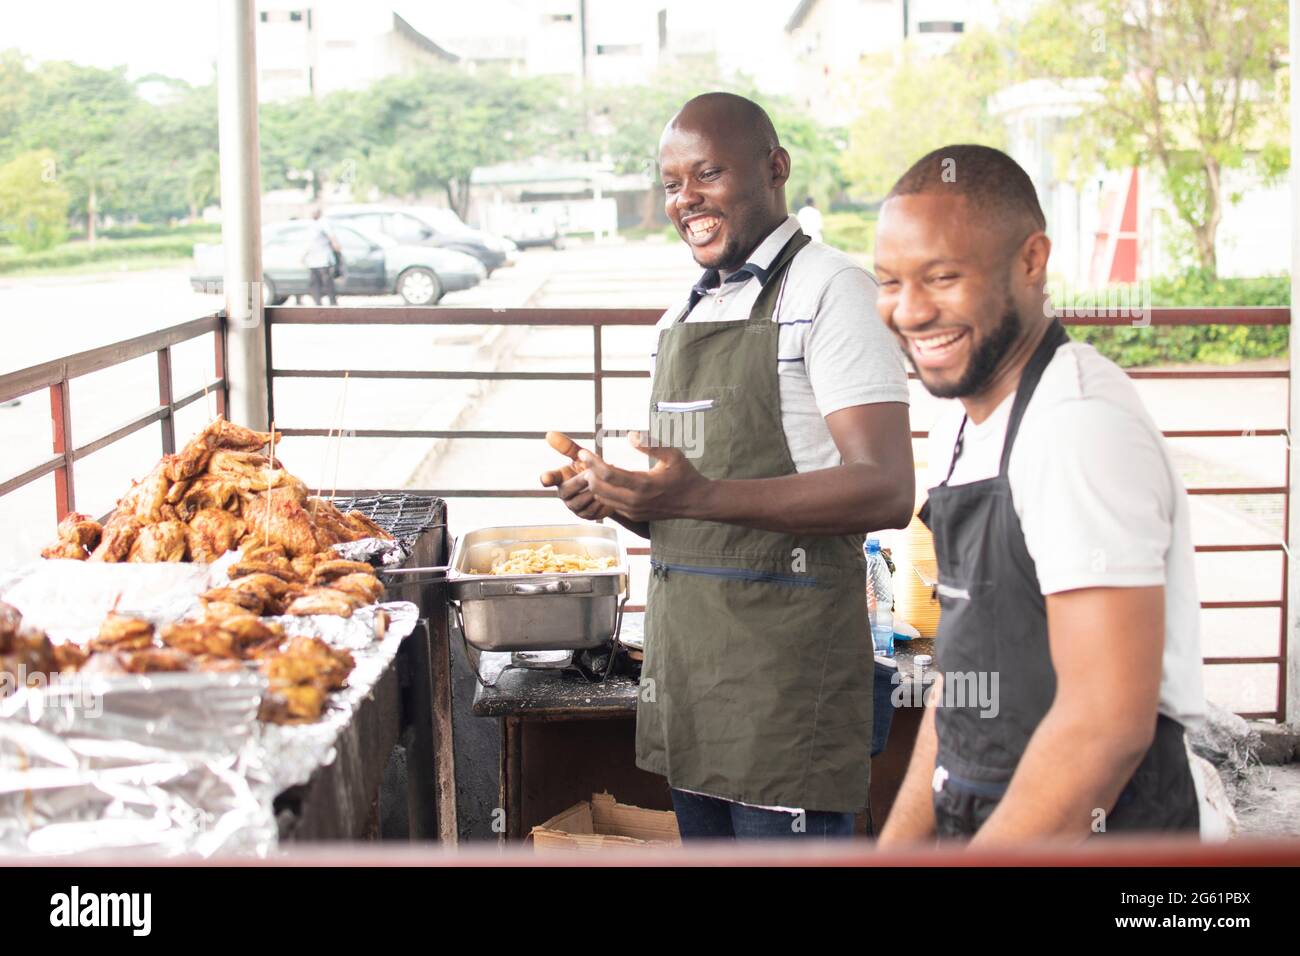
[{"x1": 447, "y1": 524, "x2": 629, "y2": 653}]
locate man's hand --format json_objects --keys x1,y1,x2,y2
[
  {"x1": 581, "y1": 431, "x2": 711, "y2": 522},
  {"x1": 539, "y1": 431, "x2": 614, "y2": 521}
]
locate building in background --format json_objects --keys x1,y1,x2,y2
[
  {"x1": 256, "y1": 1, "x2": 458, "y2": 102},
  {"x1": 783, "y1": 0, "x2": 1002, "y2": 125},
  {"x1": 992, "y1": 78, "x2": 1290, "y2": 285},
  {"x1": 435, "y1": 0, "x2": 720, "y2": 85}
]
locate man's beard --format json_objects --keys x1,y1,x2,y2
[
  {"x1": 913, "y1": 303, "x2": 1023, "y2": 400},
  {"x1": 692, "y1": 230, "x2": 745, "y2": 273}
]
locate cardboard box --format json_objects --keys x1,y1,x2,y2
[{"x1": 530, "y1": 792, "x2": 681, "y2": 852}]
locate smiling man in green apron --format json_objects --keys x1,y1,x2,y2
[
  {"x1": 873, "y1": 145, "x2": 1206, "y2": 845},
  {"x1": 540, "y1": 93, "x2": 915, "y2": 839}
]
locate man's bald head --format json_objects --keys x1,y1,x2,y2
[
  {"x1": 661, "y1": 92, "x2": 780, "y2": 159},
  {"x1": 658, "y1": 91, "x2": 792, "y2": 274}
]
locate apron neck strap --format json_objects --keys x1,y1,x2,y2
[
  {"x1": 939, "y1": 319, "x2": 1069, "y2": 485},
  {"x1": 750, "y1": 229, "x2": 811, "y2": 322},
  {"x1": 997, "y1": 319, "x2": 1070, "y2": 475},
  {"x1": 671, "y1": 228, "x2": 810, "y2": 326}
]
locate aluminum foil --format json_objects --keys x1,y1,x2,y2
[
  {"x1": 0, "y1": 560, "x2": 217, "y2": 644},
  {"x1": 330, "y1": 536, "x2": 413, "y2": 568},
  {"x1": 0, "y1": 672, "x2": 273, "y2": 857},
  {"x1": 0, "y1": 600, "x2": 420, "y2": 858}
]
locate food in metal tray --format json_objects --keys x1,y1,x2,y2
[
  {"x1": 39, "y1": 416, "x2": 393, "y2": 563},
  {"x1": 483, "y1": 543, "x2": 617, "y2": 575}
]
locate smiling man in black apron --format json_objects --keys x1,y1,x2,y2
[
  {"x1": 541, "y1": 93, "x2": 914, "y2": 839},
  {"x1": 873, "y1": 145, "x2": 1206, "y2": 844}
]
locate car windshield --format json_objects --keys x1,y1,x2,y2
[
  {"x1": 417, "y1": 208, "x2": 471, "y2": 234},
  {"x1": 333, "y1": 221, "x2": 396, "y2": 248}
]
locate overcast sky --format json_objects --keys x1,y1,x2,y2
[{"x1": 0, "y1": 0, "x2": 803, "y2": 86}]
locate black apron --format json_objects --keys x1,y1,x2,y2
[{"x1": 918, "y1": 320, "x2": 1199, "y2": 837}]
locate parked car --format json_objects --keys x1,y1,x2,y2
[
  {"x1": 410, "y1": 206, "x2": 518, "y2": 258},
  {"x1": 190, "y1": 219, "x2": 486, "y2": 305},
  {"x1": 328, "y1": 205, "x2": 514, "y2": 275}
]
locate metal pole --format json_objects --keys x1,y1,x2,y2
[
  {"x1": 1287, "y1": 0, "x2": 1299, "y2": 723},
  {"x1": 217, "y1": 0, "x2": 268, "y2": 429}
]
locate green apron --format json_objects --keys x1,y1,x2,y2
[{"x1": 636, "y1": 230, "x2": 872, "y2": 813}]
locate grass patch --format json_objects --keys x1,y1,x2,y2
[{"x1": 0, "y1": 229, "x2": 218, "y2": 277}]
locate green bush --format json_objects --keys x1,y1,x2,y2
[
  {"x1": 1065, "y1": 271, "x2": 1290, "y2": 367},
  {"x1": 822, "y1": 211, "x2": 876, "y2": 254},
  {"x1": 0, "y1": 234, "x2": 201, "y2": 275},
  {"x1": 97, "y1": 221, "x2": 220, "y2": 241},
  {"x1": 0, "y1": 150, "x2": 70, "y2": 253}
]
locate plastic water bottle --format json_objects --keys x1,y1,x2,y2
[{"x1": 865, "y1": 538, "x2": 895, "y2": 657}]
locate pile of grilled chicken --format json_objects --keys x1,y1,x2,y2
[
  {"x1": 0, "y1": 600, "x2": 84, "y2": 692},
  {"x1": 210, "y1": 543, "x2": 386, "y2": 619},
  {"x1": 41, "y1": 417, "x2": 391, "y2": 563},
  {"x1": 0, "y1": 598, "x2": 360, "y2": 724}
]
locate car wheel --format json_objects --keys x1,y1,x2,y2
[
  {"x1": 397, "y1": 267, "x2": 443, "y2": 305},
  {"x1": 260, "y1": 277, "x2": 281, "y2": 307}
]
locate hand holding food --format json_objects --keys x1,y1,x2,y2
[
  {"x1": 580, "y1": 430, "x2": 708, "y2": 523},
  {"x1": 540, "y1": 430, "x2": 614, "y2": 521}
]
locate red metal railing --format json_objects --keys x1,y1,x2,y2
[
  {"x1": 267, "y1": 305, "x2": 1294, "y2": 721},
  {"x1": 0, "y1": 305, "x2": 1289, "y2": 719},
  {"x1": 0, "y1": 314, "x2": 228, "y2": 518}
]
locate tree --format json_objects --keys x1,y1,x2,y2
[
  {"x1": 0, "y1": 149, "x2": 69, "y2": 251},
  {"x1": 1018, "y1": 0, "x2": 1289, "y2": 276},
  {"x1": 840, "y1": 31, "x2": 1011, "y2": 203},
  {"x1": 347, "y1": 70, "x2": 568, "y2": 217},
  {"x1": 6, "y1": 60, "x2": 138, "y2": 244}
]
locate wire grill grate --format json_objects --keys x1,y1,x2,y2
[{"x1": 330, "y1": 493, "x2": 446, "y2": 546}]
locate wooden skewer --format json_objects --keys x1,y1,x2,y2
[
  {"x1": 317, "y1": 371, "x2": 350, "y2": 503},
  {"x1": 265, "y1": 420, "x2": 276, "y2": 550},
  {"x1": 330, "y1": 372, "x2": 351, "y2": 502}
]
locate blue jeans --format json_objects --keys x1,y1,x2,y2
[{"x1": 670, "y1": 789, "x2": 856, "y2": 840}]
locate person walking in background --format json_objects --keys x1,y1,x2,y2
[
  {"x1": 304, "y1": 208, "x2": 341, "y2": 306},
  {"x1": 796, "y1": 195, "x2": 823, "y2": 243}
]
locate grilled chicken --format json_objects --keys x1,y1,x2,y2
[
  {"x1": 241, "y1": 491, "x2": 320, "y2": 558},
  {"x1": 327, "y1": 572, "x2": 385, "y2": 605},
  {"x1": 40, "y1": 512, "x2": 103, "y2": 559},
  {"x1": 127, "y1": 520, "x2": 188, "y2": 563},
  {"x1": 91, "y1": 613, "x2": 155, "y2": 651},
  {"x1": 310, "y1": 559, "x2": 375, "y2": 584},
  {"x1": 285, "y1": 588, "x2": 356, "y2": 618},
  {"x1": 161, "y1": 620, "x2": 239, "y2": 659},
  {"x1": 199, "y1": 586, "x2": 264, "y2": 615},
  {"x1": 184, "y1": 508, "x2": 245, "y2": 563},
  {"x1": 89, "y1": 513, "x2": 144, "y2": 562},
  {"x1": 118, "y1": 460, "x2": 173, "y2": 523},
  {"x1": 176, "y1": 474, "x2": 240, "y2": 521}
]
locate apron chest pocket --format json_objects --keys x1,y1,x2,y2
[
  {"x1": 649, "y1": 392, "x2": 732, "y2": 476},
  {"x1": 654, "y1": 399, "x2": 716, "y2": 412}
]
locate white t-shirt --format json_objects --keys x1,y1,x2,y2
[
  {"x1": 924, "y1": 340, "x2": 1206, "y2": 727},
  {"x1": 796, "y1": 204, "x2": 824, "y2": 243},
  {"x1": 304, "y1": 222, "x2": 337, "y2": 269},
  {"x1": 652, "y1": 215, "x2": 910, "y2": 475}
]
